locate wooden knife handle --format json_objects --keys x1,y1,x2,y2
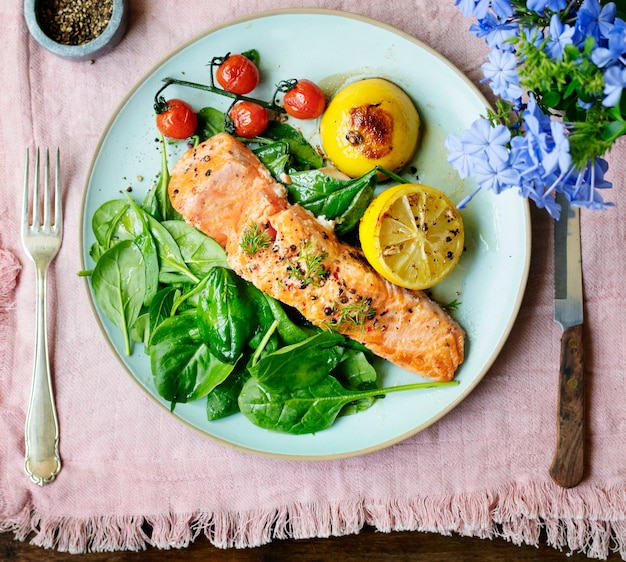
[{"x1": 549, "y1": 323, "x2": 584, "y2": 488}]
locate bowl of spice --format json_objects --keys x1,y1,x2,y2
[{"x1": 24, "y1": 0, "x2": 128, "y2": 61}]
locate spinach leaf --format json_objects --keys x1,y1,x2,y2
[
  {"x1": 194, "y1": 110, "x2": 320, "y2": 173},
  {"x1": 150, "y1": 314, "x2": 233, "y2": 406},
  {"x1": 286, "y1": 168, "x2": 378, "y2": 235},
  {"x1": 254, "y1": 141, "x2": 290, "y2": 179},
  {"x1": 131, "y1": 312, "x2": 150, "y2": 346},
  {"x1": 248, "y1": 331, "x2": 345, "y2": 391},
  {"x1": 145, "y1": 214, "x2": 199, "y2": 283},
  {"x1": 241, "y1": 48, "x2": 260, "y2": 66},
  {"x1": 239, "y1": 375, "x2": 348, "y2": 434},
  {"x1": 206, "y1": 367, "x2": 248, "y2": 421},
  {"x1": 246, "y1": 285, "x2": 280, "y2": 353},
  {"x1": 157, "y1": 271, "x2": 199, "y2": 285},
  {"x1": 92, "y1": 240, "x2": 146, "y2": 356},
  {"x1": 262, "y1": 121, "x2": 323, "y2": 169},
  {"x1": 146, "y1": 287, "x2": 179, "y2": 348},
  {"x1": 168, "y1": 273, "x2": 210, "y2": 315},
  {"x1": 142, "y1": 135, "x2": 181, "y2": 221},
  {"x1": 91, "y1": 199, "x2": 129, "y2": 251},
  {"x1": 333, "y1": 349, "x2": 379, "y2": 416},
  {"x1": 239, "y1": 374, "x2": 459, "y2": 435},
  {"x1": 239, "y1": 329, "x2": 459, "y2": 434},
  {"x1": 196, "y1": 267, "x2": 254, "y2": 363},
  {"x1": 161, "y1": 220, "x2": 228, "y2": 276},
  {"x1": 188, "y1": 355, "x2": 235, "y2": 402},
  {"x1": 334, "y1": 348, "x2": 378, "y2": 390},
  {"x1": 89, "y1": 199, "x2": 147, "y2": 262},
  {"x1": 125, "y1": 195, "x2": 160, "y2": 306},
  {"x1": 196, "y1": 106, "x2": 226, "y2": 142},
  {"x1": 263, "y1": 294, "x2": 308, "y2": 345}
]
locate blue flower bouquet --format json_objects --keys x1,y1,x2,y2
[{"x1": 447, "y1": 0, "x2": 626, "y2": 217}]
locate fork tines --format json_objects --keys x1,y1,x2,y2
[{"x1": 23, "y1": 147, "x2": 62, "y2": 232}]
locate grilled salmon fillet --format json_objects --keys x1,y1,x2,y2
[{"x1": 169, "y1": 133, "x2": 464, "y2": 381}]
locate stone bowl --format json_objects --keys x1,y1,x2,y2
[{"x1": 24, "y1": 0, "x2": 128, "y2": 61}]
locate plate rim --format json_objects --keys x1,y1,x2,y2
[{"x1": 80, "y1": 7, "x2": 532, "y2": 461}]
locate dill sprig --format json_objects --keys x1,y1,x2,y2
[
  {"x1": 442, "y1": 298, "x2": 461, "y2": 313},
  {"x1": 286, "y1": 240, "x2": 329, "y2": 288},
  {"x1": 323, "y1": 298, "x2": 377, "y2": 332},
  {"x1": 240, "y1": 222, "x2": 272, "y2": 256}
]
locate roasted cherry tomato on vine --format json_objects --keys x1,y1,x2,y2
[
  {"x1": 228, "y1": 101, "x2": 269, "y2": 138},
  {"x1": 283, "y1": 79, "x2": 326, "y2": 120},
  {"x1": 155, "y1": 99, "x2": 198, "y2": 139},
  {"x1": 216, "y1": 54, "x2": 260, "y2": 95}
]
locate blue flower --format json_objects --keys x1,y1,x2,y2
[
  {"x1": 470, "y1": 13, "x2": 500, "y2": 40},
  {"x1": 527, "y1": 0, "x2": 567, "y2": 15},
  {"x1": 547, "y1": 14, "x2": 576, "y2": 60},
  {"x1": 542, "y1": 121, "x2": 571, "y2": 175},
  {"x1": 461, "y1": 118, "x2": 511, "y2": 165},
  {"x1": 486, "y1": 20, "x2": 520, "y2": 51},
  {"x1": 577, "y1": 98, "x2": 595, "y2": 110},
  {"x1": 445, "y1": 134, "x2": 475, "y2": 179},
  {"x1": 567, "y1": 158, "x2": 614, "y2": 210},
  {"x1": 602, "y1": 64, "x2": 626, "y2": 107},
  {"x1": 470, "y1": 12, "x2": 519, "y2": 51},
  {"x1": 528, "y1": 187, "x2": 562, "y2": 218},
  {"x1": 481, "y1": 49, "x2": 523, "y2": 101},
  {"x1": 490, "y1": 0, "x2": 514, "y2": 19},
  {"x1": 508, "y1": 135, "x2": 536, "y2": 176},
  {"x1": 520, "y1": 26, "x2": 546, "y2": 49},
  {"x1": 450, "y1": 0, "x2": 620, "y2": 219},
  {"x1": 599, "y1": 10, "x2": 620, "y2": 40},
  {"x1": 591, "y1": 17, "x2": 626, "y2": 67},
  {"x1": 473, "y1": 159, "x2": 520, "y2": 194},
  {"x1": 454, "y1": 0, "x2": 491, "y2": 19},
  {"x1": 576, "y1": 0, "x2": 617, "y2": 42},
  {"x1": 522, "y1": 95, "x2": 552, "y2": 140},
  {"x1": 454, "y1": 0, "x2": 477, "y2": 17}
]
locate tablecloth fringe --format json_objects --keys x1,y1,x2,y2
[{"x1": 4, "y1": 482, "x2": 626, "y2": 558}]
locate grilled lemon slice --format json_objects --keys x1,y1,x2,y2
[{"x1": 359, "y1": 184, "x2": 464, "y2": 290}]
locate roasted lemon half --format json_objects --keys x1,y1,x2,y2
[
  {"x1": 320, "y1": 78, "x2": 420, "y2": 179},
  {"x1": 359, "y1": 184, "x2": 464, "y2": 291}
]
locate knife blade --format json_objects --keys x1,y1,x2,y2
[{"x1": 550, "y1": 192, "x2": 584, "y2": 488}]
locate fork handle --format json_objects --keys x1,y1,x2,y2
[{"x1": 24, "y1": 266, "x2": 61, "y2": 485}]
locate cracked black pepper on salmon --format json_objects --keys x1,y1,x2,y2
[{"x1": 168, "y1": 132, "x2": 464, "y2": 381}]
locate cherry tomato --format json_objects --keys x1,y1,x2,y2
[
  {"x1": 283, "y1": 79, "x2": 326, "y2": 120},
  {"x1": 155, "y1": 98, "x2": 198, "y2": 139},
  {"x1": 216, "y1": 54, "x2": 260, "y2": 95},
  {"x1": 228, "y1": 101, "x2": 269, "y2": 138}
]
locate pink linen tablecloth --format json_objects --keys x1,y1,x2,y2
[{"x1": 1, "y1": 1, "x2": 626, "y2": 559}]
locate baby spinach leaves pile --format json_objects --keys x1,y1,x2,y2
[
  {"x1": 85, "y1": 119, "x2": 457, "y2": 435},
  {"x1": 86, "y1": 192, "x2": 391, "y2": 433}
]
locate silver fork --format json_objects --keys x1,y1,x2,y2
[{"x1": 21, "y1": 147, "x2": 63, "y2": 486}]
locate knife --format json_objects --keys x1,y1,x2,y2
[{"x1": 550, "y1": 193, "x2": 585, "y2": 488}]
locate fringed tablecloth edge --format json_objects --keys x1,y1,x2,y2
[{"x1": 2, "y1": 481, "x2": 626, "y2": 559}]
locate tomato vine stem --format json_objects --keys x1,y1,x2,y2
[{"x1": 156, "y1": 77, "x2": 286, "y2": 114}]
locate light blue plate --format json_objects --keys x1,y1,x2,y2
[{"x1": 81, "y1": 9, "x2": 531, "y2": 460}]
